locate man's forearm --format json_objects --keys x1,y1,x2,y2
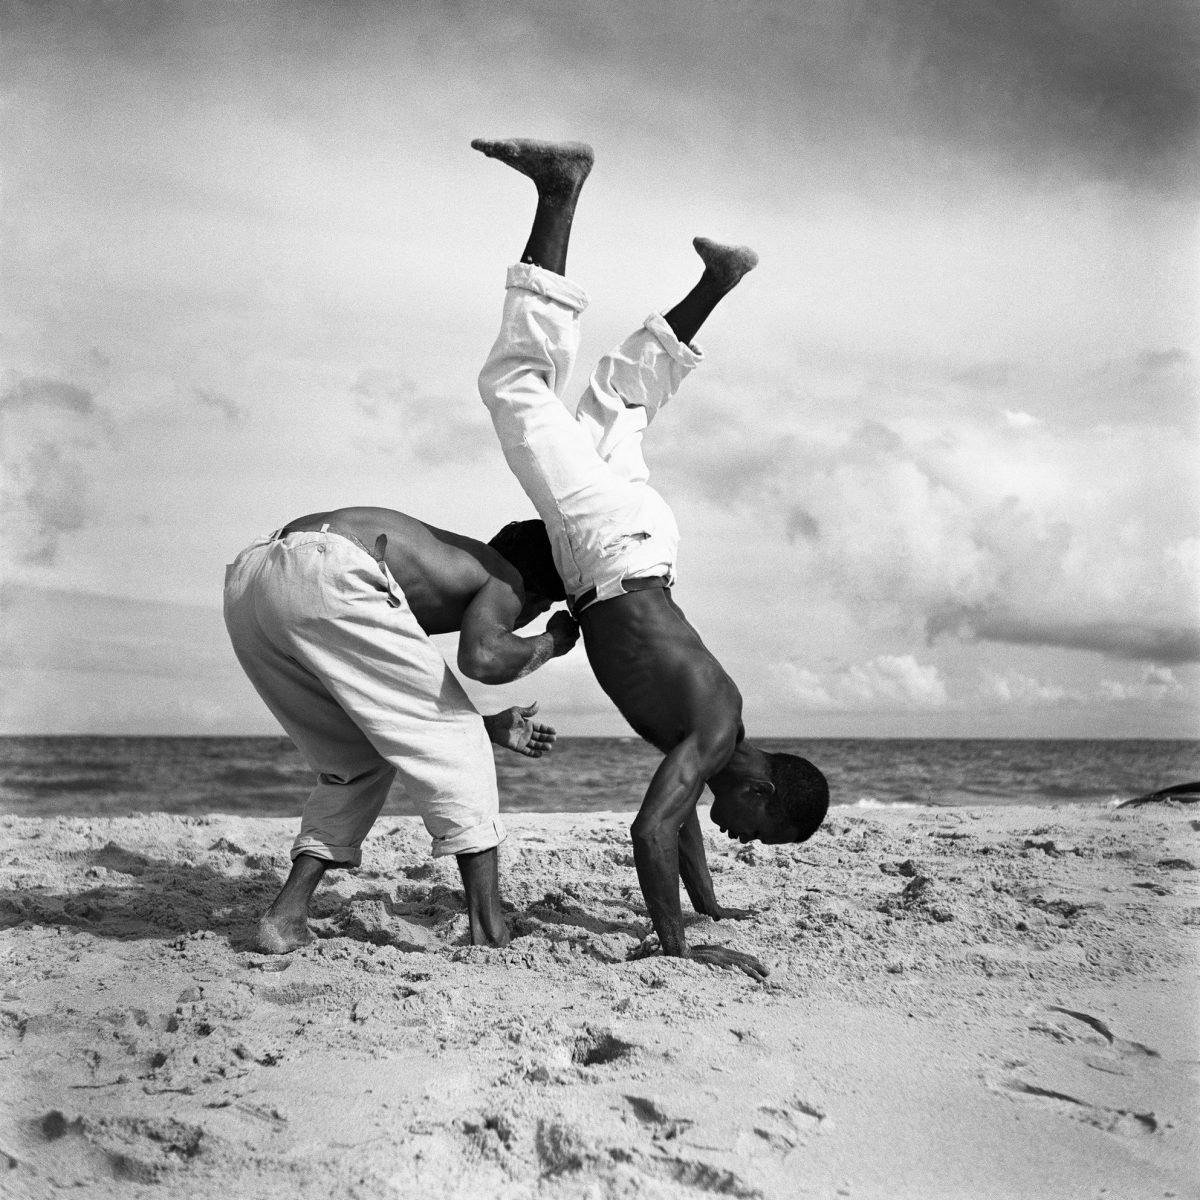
[
  {"x1": 462, "y1": 630, "x2": 557, "y2": 685},
  {"x1": 630, "y1": 742, "x2": 710, "y2": 956},
  {"x1": 678, "y1": 808, "x2": 720, "y2": 916},
  {"x1": 632, "y1": 830, "x2": 687, "y2": 955}
]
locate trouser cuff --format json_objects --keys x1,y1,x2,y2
[
  {"x1": 430, "y1": 815, "x2": 507, "y2": 858},
  {"x1": 643, "y1": 312, "x2": 704, "y2": 369},
  {"x1": 290, "y1": 838, "x2": 362, "y2": 868},
  {"x1": 505, "y1": 262, "x2": 590, "y2": 312}
]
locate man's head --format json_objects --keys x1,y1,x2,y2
[
  {"x1": 709, "y1": 751, "x2": 828, "y2": 845},
  {"x1": 488, "y1": 519, "x2": 566, "y2": 627}
]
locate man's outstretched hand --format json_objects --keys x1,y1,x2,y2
[
  {"x1": 484, "y1": 702, "x2": 557, "y2": 758},
  {"x1": 688, "y1": 945, "x2": 769, "y2": 981}
]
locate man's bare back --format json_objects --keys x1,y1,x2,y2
[
  {"x1": 580, "y1": 588, "x2": 741, "y2": 756},
  {"x1": 283, "y1": 506, "x2": 576, "y2": 681}
]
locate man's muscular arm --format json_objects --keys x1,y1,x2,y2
[
  {"x1": 458, "y1": 575, "x2": 578, "y2": 684},
  {"x1": 630, "y1": 740, "x2": 768, "y2": 980},
  {"x1": 678, "y1": 808, "x2": 756, "y2": 921},
  {"x1": 630, "y1": 736, "x2": 711, "y2": 957}
]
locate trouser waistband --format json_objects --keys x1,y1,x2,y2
[
  {"x1": 272, "y1": 523, "x2": 385, "y2": 562},
  {"x1": 568, "y1": 574, "x2": 671, "y2": 619}
]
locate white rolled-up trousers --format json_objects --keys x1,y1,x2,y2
[
  {"x1": 478, "y1": 263, "x2": 702, "y2": 612},
  {"x1": 223, "y1": 529, "x2": 503, "y2": 866}
]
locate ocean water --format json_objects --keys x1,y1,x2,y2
[{"x1": 1, "y1": 736, "x2": 1197, "y2": 819}]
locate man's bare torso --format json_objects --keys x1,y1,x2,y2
[
  {"x1": 580, "y1": 588, "x2": 743, "y2": 763},
  {"x1": 281, "y1": 506, "x2": 515, "y2": 635}
]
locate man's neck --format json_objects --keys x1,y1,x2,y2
[{"x1": 709, "y1": 738, "x2": 769, "y2": 788}]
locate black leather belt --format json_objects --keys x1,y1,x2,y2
[{"x1": 568, "y1": 574, "x2": 670, "y2": 618}]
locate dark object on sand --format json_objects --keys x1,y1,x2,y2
[{"x1": 1116, "y1": 781, "x2": 1200, "y2": 808}]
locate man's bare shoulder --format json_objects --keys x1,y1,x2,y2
[
  {"x1": 320, "y1": 507, "x2": 508, "y2": 572},
  {"x1": 296, "y1": 507, "x2": 521, "y2": 632}
]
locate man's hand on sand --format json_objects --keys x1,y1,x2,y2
[
  {"x1": 688, "y1": 945, "x2": 770, "y2": 981},
  {"x1": 547, "y1": 610, "x2": 580, "y2": 658},
  {"x1": 485, "y1": 702, "x2": 557, "y2": 757}
]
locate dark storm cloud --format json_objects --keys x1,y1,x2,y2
[
  {"x1": 1136, "y1": 347, "x2": 1191, "y2": 374},
  {"x1": 786, "y1": 507, "x2": 820, "y2": 543},
  {"x1": 951, "y1": 362, "x2": 1015, "y2": 391},
  {"x1": 873, "y1": 0, "x2": 1199, "y2": 181},
  {"x1": 195, "y1": 388, "x2": 247, "y2": 422},
  {"x1": 519, "y1": 0, "x2": 1199, "y2": 187},
  {"x1": 928, "y1": 605, "x2": 1200, "y2": 664},
  {"x1": 11, "y1": 0, "x2": 1195, "y2": 188},
  {"x1": 0, "y1": 376, "x2": 96, "y2": 415}
]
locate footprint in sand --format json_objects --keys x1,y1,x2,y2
[
  {"x1": 752, "y1": 1099, "x2": 829, "y2": 1153},
  {"x1": 997, "y1": 1079, "x2": 1159, "y2": 1138},
  {"x1": 1037, "y1": 1005, "x2": 1160, "y2": 1059},
  {"x1": 35, "y1": 1109, "x2": 206, "y2": 1183},
  {"x1": 624, "y1": 1095, "x2": 694, "y2": 1141}
]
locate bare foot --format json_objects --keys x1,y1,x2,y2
[
  {"x1": 470, "y1": 137, "x2": 593, "y2": 198},
  {"x1": 693, "y1": 236, "x2": 759, "y2": 292},
  {"x1": 254, "y1": 912, "x2": 313, "y2": 954}
]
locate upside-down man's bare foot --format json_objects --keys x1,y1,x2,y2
[
  {"x1": 254, "y1": 911, "x2": 314, "y2": 954},
  {"x1": 470, "y1": 137, "x2": 594, "y2": 199},
  {"x1": 693, "y1": 236, "x2": 759, "y2": 293}
]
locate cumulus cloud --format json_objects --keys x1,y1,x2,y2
[
  {"x1": 0, "y1": 375, "x2": 107, "y2": 563},
  {"x1": 1099, "y1": 666, "x2": 1189, "y2": 704},
  {"x1": 662, "y1": 387, "x2": 1198, "y2": 668},
  {"x1": 771, "y1": 654, "x2": 948, "y2": 711},
  {"x1": 977, "y1": 670, "x2": 1079, "y2": 707},
  {"x1": 350, "y1": 367, "x2": 491, "y2": 463},
  {"x1": 974, "y1": 665, "x2": 1191, "y2": 709},
  {"x1": 1002, "y1": 409, "x2": 1042, "y2": 430}
]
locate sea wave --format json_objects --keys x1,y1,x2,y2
[{"x1": 2, "y1": 736, "x2": 1198, "y2": 817}]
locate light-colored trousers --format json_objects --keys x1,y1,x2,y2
[
  {"x1": 223, "y1": 529, "x2": 504, "y2": 865},
  {"x1": 478, "y1": 263, "x2": 702, "y2": 610}
]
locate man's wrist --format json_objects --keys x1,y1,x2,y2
[{"x1": 512, "y1": 632, "x2": 555, "y2": 680}]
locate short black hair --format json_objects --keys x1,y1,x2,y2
[
  {"x1": 768, "y1": 753, "x2": 829, "y2": 842},
  {"x1": 488, "y1": 519, "x2": 566, "y2": 602}
]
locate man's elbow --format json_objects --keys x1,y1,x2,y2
[
  {"x1": 458, "y1": 648, "x2": 496, "y2": 686},
  {"x1": 630, "y1": 816, "x2": 674, "y2": 856},
  {"x1": 458, "y1": 646, "x2": 511, "y2": 686}
]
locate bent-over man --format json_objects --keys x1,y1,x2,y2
[{"x1": 224, "y1": 506, "x2": 578, "y2": 953}]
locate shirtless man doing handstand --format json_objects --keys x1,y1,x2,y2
[{"x1": 473, "y1": 138, "x2": 829, "y2": 978}]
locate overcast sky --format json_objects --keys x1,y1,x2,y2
[{"x1": 2, "y1": 0, "x2": 1197, "y2": 738}]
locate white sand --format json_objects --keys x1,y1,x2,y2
[{"x1": 1, "y1": 803, "x2": 1196, "y2": 1199}]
